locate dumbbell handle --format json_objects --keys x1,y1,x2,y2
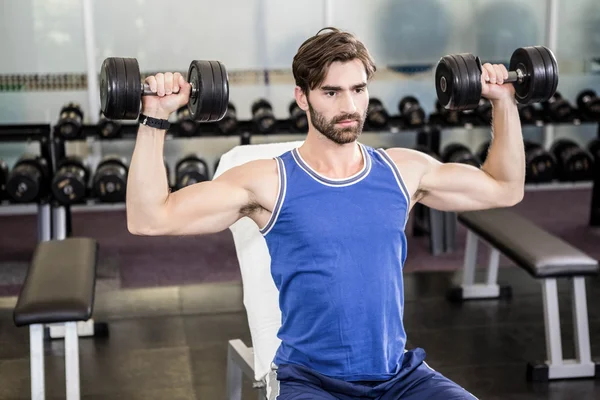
[
  {"x1": 141, "y1": 82, "x2": 199, "y2": 98},
  {"x1": 440, "y1": 68, "x2": 525, "y2": 94},
  {"x1": 503, "y1": 69, "x2": 525, "y2": 84}
]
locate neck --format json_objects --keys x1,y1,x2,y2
[{"x1": 298, "y1": 128, "x2": 364, "y2": 179}]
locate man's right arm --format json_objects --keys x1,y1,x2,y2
[
  {"x1": 126, "y1": 124, "x2": 263, "y2": 236},
  {"x1": 126, "y1": 71, "x2": 268, "y2": 237}
]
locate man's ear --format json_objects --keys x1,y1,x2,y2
[{"x1": 294, "y1": 87, "x2": 309, "y2": 111}]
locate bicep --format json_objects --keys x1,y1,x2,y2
[{"x1": 160, "y1": 178, "x2": 252, "y2": 235}]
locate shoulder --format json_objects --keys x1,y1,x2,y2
[
  {"x1": 381, "y1": 147, "x2": 440, "y2": 171},
  {"x1": 214, "y1": 158, "x2": 278, "y2": 188}
]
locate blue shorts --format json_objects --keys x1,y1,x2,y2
[{"x1": 266, "y1": 348, "x2": 478, "y2": 400}]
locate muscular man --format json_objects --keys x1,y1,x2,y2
[{"x1": 127, "y1": 27, "x2": 524, "y2": 399}]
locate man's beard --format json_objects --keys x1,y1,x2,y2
[{"x1": 308, "y1": 101, "x2": 366, "y2": 145}]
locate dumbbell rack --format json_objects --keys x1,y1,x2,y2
[{"x1": 0, "y1": 125, "x2": 70, "y2": 242}]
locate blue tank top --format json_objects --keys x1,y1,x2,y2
[{"x1": 260, "y1": 143, "x2": 411, "y2": 382}]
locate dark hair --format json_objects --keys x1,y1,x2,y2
[{"x1": 292, "y1": 27, "x2": 376, "y2": 94}]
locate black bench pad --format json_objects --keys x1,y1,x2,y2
[
  {"x1": 458, "y1": 208, "x2": 598, "y2": 278},
  {"x1": 13, "y1": 237, "x2": 98, "y2": 327}
]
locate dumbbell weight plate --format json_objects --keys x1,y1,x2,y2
[
  {"x1": 551, "y1": 139, "x2": 593, "y2": 181},
  {"x1": 534, "y1": 47, "x2": 556, "y2": 107},
  {"x1": 524, "y1": 142, "x2": 556, "y2": 183},
  {"x1": 442, "y1": 143, "x2": 479, "y2": 167},
  {"x1": 577, "y1": 90, "x2": 596, "y2": 111},
  {"x1": 435, "y1": 56, "x2": 459, "y2": 110},
  {"x1": 94, "y1": 158, "x2": 128, "y2": 203},
  {"x1": 477, "y1": 141, "x2": 490, "y2": 164},
  {"x1": 367, "y1": 98, "x2": 388, "y2": 128},
  {"x1": 457, "y1": 53, "x2": 482, "y2": 110},
  {"x1": 175, "y1": 156, "x2": 209, "y2": 189},
  {"x1": 540, "y1": 46, "x2": 559, "y2": 103},
  {"x1": 100, "y1": 57, "x2": 132, "y2": 120},
  {"x1": 216, "y1": 61, "x2": 229, "y2": 123},
  {"x1": 509, "y1": 47, "x2": 547, "y2": 104},
  {"x1": 187, "y1": 60, "x2": 229, "y2": 122},
  {"x1": 51, "y1": 158, "x2": 88, "y2": 205},
  {"x1": 6, "y1": 157, "x2": 48, "y2": 203},
  {"x1": 124, "y1": 58, "x2": 142, "y2": 120},
  {"x1": 447, "y1": 55, "x2": 469, "y2": 110},
  {"x1": 99, "y1": 58, "x2": 117, "y2": 119}
]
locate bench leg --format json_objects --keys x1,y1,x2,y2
[
  {"x1": 443, "y1": 211, "x2": 457, "y2": 253},
  {"x1": 30, "y1": 324, "x2": 45, "y2": 400},
  {"x1": 463, "y1": 230, "x2": 478, "y2": 286},
  {"x1": 572, "y1": 277, "x2": 592, "y2": 365},
  {"x1": 226, "y1": 339, "x2": 266, "y2": 400},
  {"x1": 447, "y1": 231, "x2": 510, "y2": 301},
  {"x1": 64, "y1": 321, "x2": 80, "y2": 400},
  {"x1": 37, "y1": 204, "x2": 52, "y2": 242},
  {"x1": 428, "y1": 208, "x2": 445, "y2": 256},
  {"x1": 226, "y1": 342, "x2": 243, "y2": 400},
  {"x1": 528, "y1": 277, "x2": 599, "y2": 381},
  {"x1": 542, "y1": 278, "x2": 564, "y2": 366}
]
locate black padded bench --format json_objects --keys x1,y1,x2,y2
[
  {"x1": 449, "y1": 208, "x2": 599, "y2": 381},
  {"x1": 13, "y1": 237, "x2": 98, "y2": 400}
]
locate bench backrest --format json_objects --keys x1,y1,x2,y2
[{"x1": 214, "y1": 140, "x2": 304, "y2": 381}]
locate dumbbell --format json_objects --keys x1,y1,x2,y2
[
  {"x1": 524, "y1": 141, "x2": 557, "y2": 183},
  {"x1": 541, "y1": 92, "x2": 573, "y2": 122},
  {"x1": 218, "y1": 102, "x2": 238, "y2": 135},
  {"x1": 98, "y1": 112, "x2": 122, "y2": 138},
  {"x1": 51, "y1": 156, "x2": 90, "y2": 205},
  {"x1": 550, "y1": 139, "x2": 594, "y2": 181},
  {"x1": 366, "y1": 98, "x2": 389, "y2": 129},
  {"x1": 576, "y1": 89, "x2": 600, "y2": 121},
  {"x1": 176, "y1": 105, "x2": 198, "y2": 136},
  {"x1": 92, "y1": 156, "x2": 128, "y2": 203},
  {"x1": 398, "y1": 96, "x2": 425, "y2": 127},
  {"x1": 474, "y1": 98, "x2": 492, "y2": 125},
  {"x1": 175, "y1": 155, "x2": 209, "y2": 190},
  {"x1": 289, "y1": 101, "x2": 308, "y2": 132},
  {"x1": 441, "y1": 143, "x2": 480, "y2": 167},
  {"x1": 435, "y1": 100, "x2": 463, "y2": 126},
  {"x1": 476, "y1": 140, "x2": 491, "y2": 164},
  {"x1": 518, "y1": 104, "x2": 538, "y2": 124},
  {"x1": 54, "y1": 103, "x2": 84, "y2": 139},
  {"x1": 435, "y1": 46, "x2": 558, "y2": 110},
  {"x1": 252, "y1": 99, "x2": 277, "y2": 134},
  {"x1": 0, "y1": 159, "x2": 8, "y2": 201},
  {"x1": 100, "y1": 57, "x2": 229, "y2": 122},
  {"x1": 6, "y1": 155, "x2": 50, "y2": 203}
]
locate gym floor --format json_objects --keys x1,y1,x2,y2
[
  {"x1": 1, "y1": 268, "x2": 600, "y2": 399},
  {"x1": 0, "y1": 188, "x2": 599, "y2": 399}
]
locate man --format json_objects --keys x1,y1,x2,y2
[{"x1": 126, "y1": 27, "x2": 524, "y2": 399}]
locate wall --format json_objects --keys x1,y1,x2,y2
[{"x1": 0, "y1": 0, "x2": 599, "y2": 172}]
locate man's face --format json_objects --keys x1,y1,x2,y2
[{"x1": 305, "y1": 59, "x2": 369, "y2": 144}]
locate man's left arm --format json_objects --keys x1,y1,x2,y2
[{"x1": 401, "y1": 63, "x2": 525, "y2": 212}]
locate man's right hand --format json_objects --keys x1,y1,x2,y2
[{"x1": 142, "y1": 72, "x2": 192, "y2": 120}]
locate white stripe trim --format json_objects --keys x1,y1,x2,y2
[
  {"x1": 294, "y1": 143, "x2": 368, "y2": 183},
  {"x1": 377, "y1": 149, "x2": 411, "y2": 228},
  {"x1": 291, "y1": 144, "x2": 372, "y2": 188},
  {"x1": 376, "y1": 149, "x2": 410, "y2": 204},
  {"x1": 260, "y1": 158, "x2": 287, "y2": 236}
]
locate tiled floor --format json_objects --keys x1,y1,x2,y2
[{"x1": 1, "y1": 268, "x2": 600, "y2": 399}]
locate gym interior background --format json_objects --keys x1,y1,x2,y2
[{"x1": 1, "y1": 0, "x2": 600, "y2": 399}]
